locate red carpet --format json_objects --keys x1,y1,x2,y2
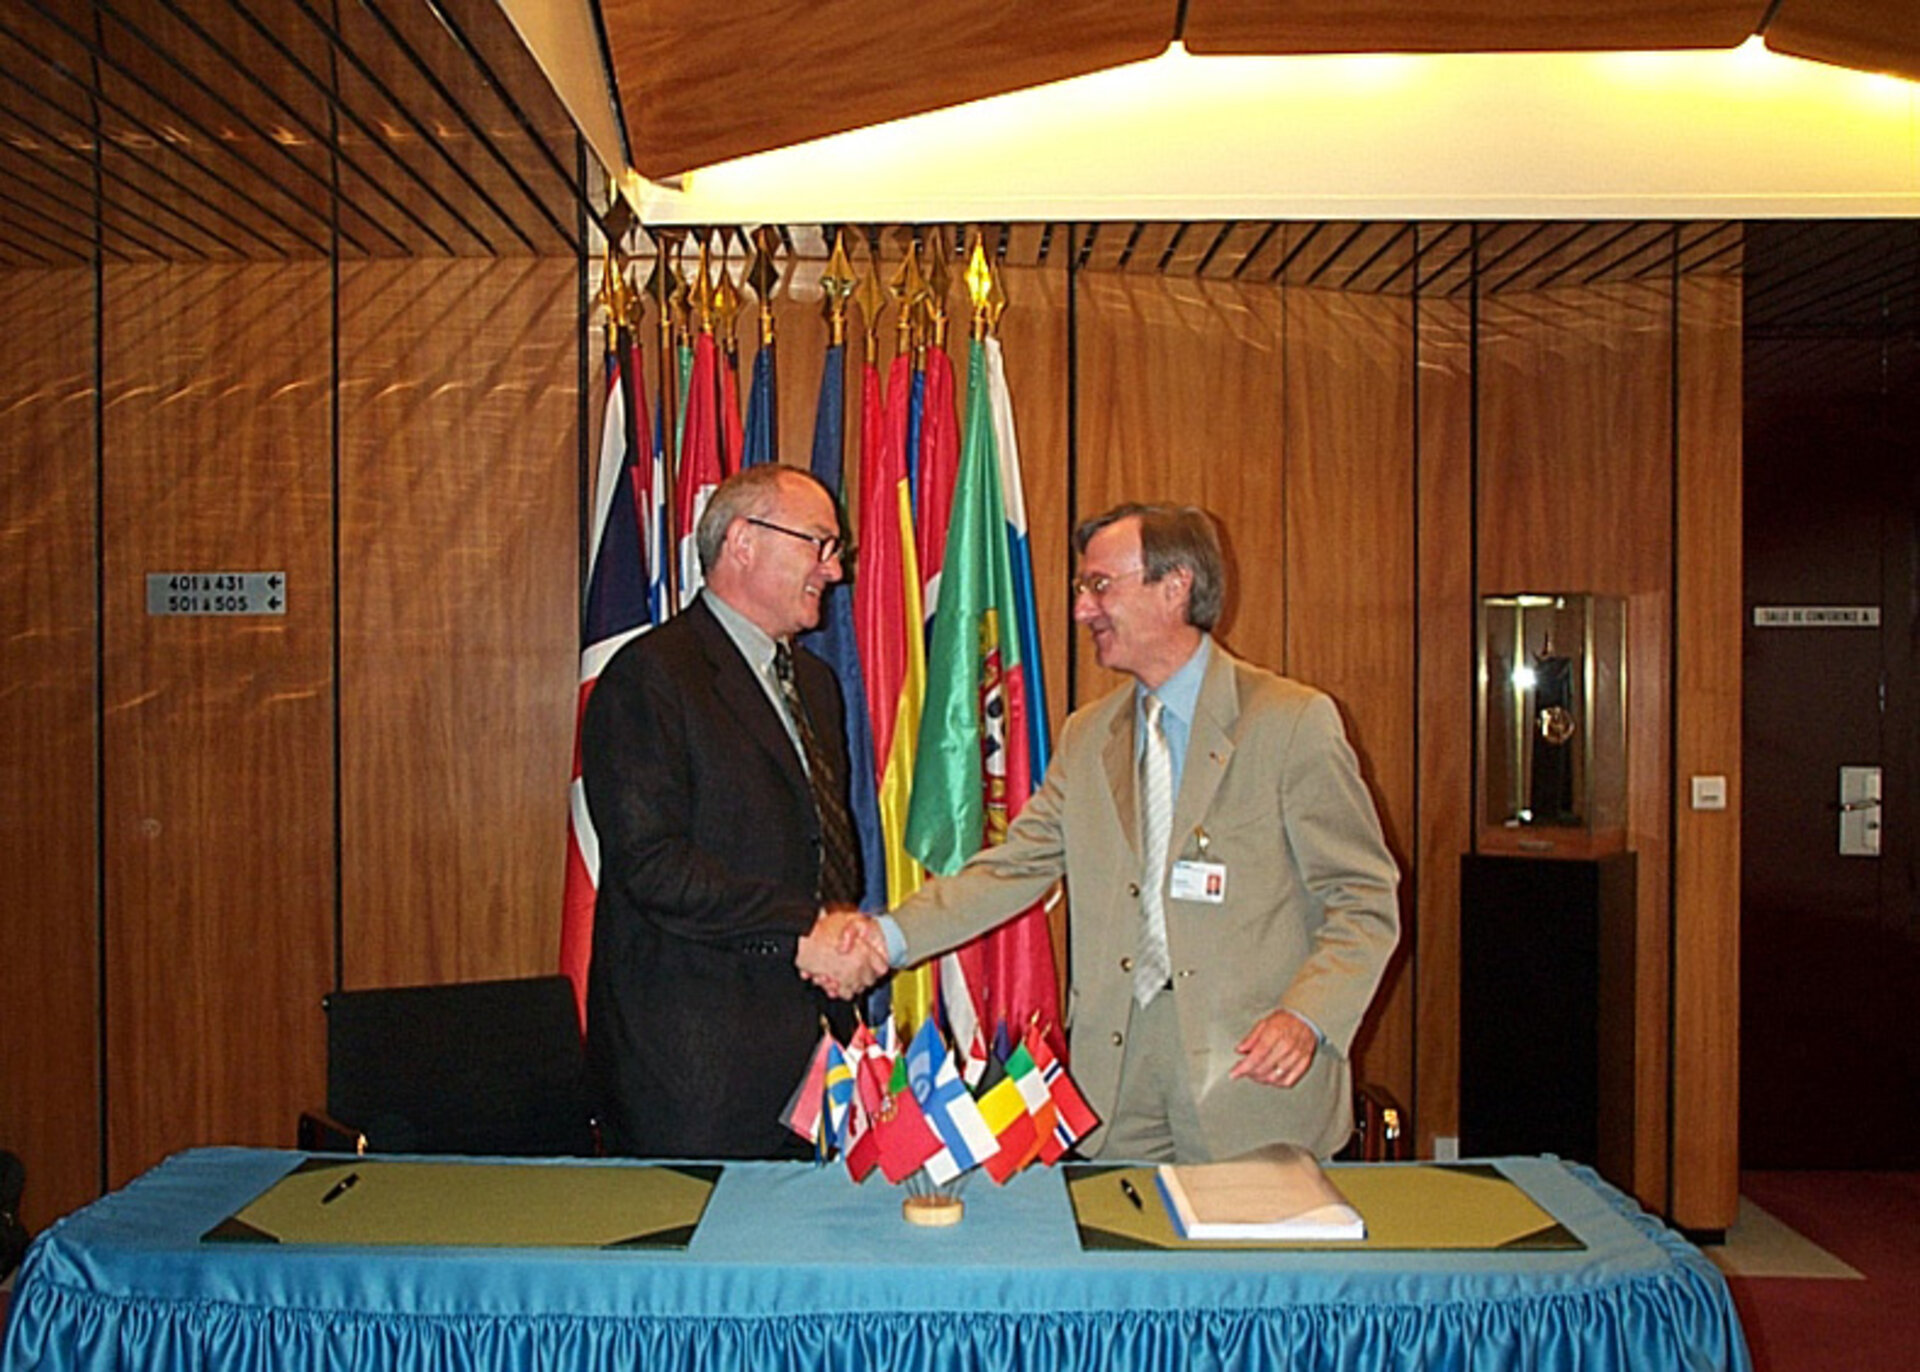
[{"x1": 1725, "y1": 1172, "x2": 1920, "y2": 1372}]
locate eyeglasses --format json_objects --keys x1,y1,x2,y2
[
  {"x1": 747, "y1": 516, "x2": 846, "y2": 564},
  {"x1": 1071, "y1": 567, "x2": 1147, "y2": 600}
]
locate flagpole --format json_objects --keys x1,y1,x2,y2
[{"x1": 645, "y1": 227, "x2": 684, "y2": 610}]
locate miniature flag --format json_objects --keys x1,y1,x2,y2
[
  {"x1": 975, "y1": 1053, "x2": 1040, "y2": 1184},
  {"x1": 779, "y1": 1029, "x2": 832, "y2": 1148},
  {"x1": 822, "y1": 1038, "x2": 855, "y2": 1152},
  {"x1": 1026, "y1": 1024, "x2": 1100, "y2": 1157},
  {"x1": 1006, "y1": 1040, "x2": 1060, "y2": 1163},
  {"x1": 911, "y1": 1023, "x2": 999, "y2": 1185},
  {"x1": 872, "y1": 1075, "x2": 943, "y2": 1184},
  {"x1": 843, "y1": 1028, "x2": 893, "y2": 1182}
]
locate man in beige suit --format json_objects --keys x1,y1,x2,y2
[{"x1": 859, "y1": 503, "x2": 1399, "y2": 1162}]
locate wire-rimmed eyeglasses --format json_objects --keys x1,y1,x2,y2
[{"x1": 1071, "y1": 567, "x2": 1147, "y2": 600}]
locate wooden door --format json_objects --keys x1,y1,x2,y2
[{"x1": 1740, "y1": 392, "x2": 1920, "y2": 1167}]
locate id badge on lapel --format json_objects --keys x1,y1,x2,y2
[{"x1": 1169, "y1": 826, "x2": 1227, "y2": 904}]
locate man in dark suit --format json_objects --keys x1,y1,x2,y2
[{"x1": 583, "y1": 465, "x2": 886, "y2": 1159}]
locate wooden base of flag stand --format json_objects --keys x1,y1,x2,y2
[{"x1": 902, "y1": 1194, "x2": 964, "y2": 1227}]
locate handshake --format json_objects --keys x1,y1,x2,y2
[{"x1": 795, "y1": 906, "x2": 892, "y2": 1000}]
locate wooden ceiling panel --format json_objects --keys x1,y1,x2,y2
[
  {"x1": 608, "y1": 0, "x2": 1177, "y2": 180},
  {"x1": 100, "y1": 0, "x2": 338, "y2": 228},
  {"x1": 416, "y1": 0, "x2": 594, "y2": 239},
  {"x1": 0, "y1": 0, "x2": 592, "y2": 264},
  {"x1": 1767, "y1": 0, "x2": 1920, "y2": 84},
  {"x1": 1183, "y1": 1, "x2": 1769, "y2": 55}
]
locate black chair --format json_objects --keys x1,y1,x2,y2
[{"x1": 298, "y1": 975, "x2": 597, "y2": 1158}]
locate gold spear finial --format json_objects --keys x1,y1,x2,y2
[
  {"x1": 889, "y1": 235, "x2": 929, "y2": 355},
  {"x1": 966, "y1": 230, "x2": 1008, "y2": 337},
  {"x1": 925, "y1": 227, "x2": 952, "y2": 349},
  {"x1": 691, "y1": 231, "x2": 719, "y2": 336},
  {"x1": 644, "y1": 227, "x2": 684, "y2": 343},
  {"x1": 819, "y1": 227, "x2": 857, "y2": 349},
  {"x1": 746, "y1": 225, "x2": 783, "y2": 348},
  {"x1": 852, "y1": 230, "x2": 889, "y2": 355},
  {"x1": 713, "y1": 229, "x2": 748, "y2": 357},
  {"x1": 594, "y1": 240, "x2": 628, "y2": 336}
]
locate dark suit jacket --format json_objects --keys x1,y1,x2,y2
[{"x1": 582, "y1": 594, "x2": 856, "y2": 1158}]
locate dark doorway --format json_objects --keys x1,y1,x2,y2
[{"x1": 1740, "y1": 221, "x2": 1920, "y2": 1168}]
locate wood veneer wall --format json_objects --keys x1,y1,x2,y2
[
  {"x1": 0, "y1": 270, "x2": 101, "y2": 1230},
  {"x1": 0, "y1": 256, "x2": 581, "y2": 1226},
  {"x1": 0, "y1": 233, "x2": 1739, "y2": 1232}
]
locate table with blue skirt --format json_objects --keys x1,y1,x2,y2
[{"x1": 1, "y1": 1147, "x2": 1750, "y2": 1371}]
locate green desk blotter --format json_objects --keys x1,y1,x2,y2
[
  {"x1": 204, "y1": 1157, "x2": 722, "y2": 1249},
  {"x1": 1066, "y1": 1162, "x2": 1582, "y2": 1253}
]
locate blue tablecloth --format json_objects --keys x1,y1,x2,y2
[{"x1": 2, "y1": 1149, "x2": 1750, "y2": 1371}]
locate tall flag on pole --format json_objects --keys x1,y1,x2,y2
[
  {"x1": 561, "y1": 251, "x2": 657, "y2": 1025},
  {"x1": 905, "y1": 240, "x2": 1061, "y2": 1057},
  {"x1": 742, "y1": 344, "x2": 777, "y2": 469},
  {"x1": 800, "y1": 239, "x2": 886, "y2": 912},
  {"x1": 675, "y1": 277, "x2": 725, "y2": 611},
  {"x1": 713, "y1": 233, "x2": 747, "y2": 477},
  {"x1": 880, "y1": 254, "x2": 938, "y2": 1034},
  {"x1": 986, "y1": 332, "x2": 1052, "y2": 781},
  {"x1": 915, "y1": 237, "x2": 961, "y2": 624},
  {"x1": 741, "y1": 226, "x2": 781, "y2": 471},
  {"x1": 850, "y1": 236, "x2": 929, "y2": 1031}
]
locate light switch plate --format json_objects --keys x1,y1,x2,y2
[{"x1": 1690, "y1": 775, "x2": 1727, "y2": 811}]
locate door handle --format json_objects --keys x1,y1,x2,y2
[{"x1": 1839, "y1": 766, "x2": 1882, "y2": 856}]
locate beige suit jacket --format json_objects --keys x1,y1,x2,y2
[{"x1": 893, "y1": 641, "x2": 1400, "y2": 1159}]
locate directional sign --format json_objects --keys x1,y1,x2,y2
[
  {"x1": 1752, "y1": 605, "x2": 1879, "y2": 628},
  {"x1": 146, "y1": 572, "x2": 287, "y2": 617}
]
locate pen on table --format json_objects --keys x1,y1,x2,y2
[
  {"x1": 319, "y1": 1172, "x2": 360, "y2": 1206},
  {"x1": 1119, "y1": 1178, "x2": 1144, "y2": 1211}
]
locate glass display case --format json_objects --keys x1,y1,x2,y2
[{"x1": 1477, "y1": 593, "x2": 1627, "y2": 858}]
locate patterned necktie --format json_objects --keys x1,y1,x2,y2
[
  {"x1": 773, "y1": 642, "x2": 863, "y2": 905},
  {"x1": 1136, "y1": 693, "x2": 1173, "y2": 1006}
]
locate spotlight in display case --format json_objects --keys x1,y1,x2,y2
[{"x1": 1476, "y1": 593, "x2": 1626, "y2": 858}]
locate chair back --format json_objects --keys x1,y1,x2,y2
[{"x1": 323, "y1": 975, "x2": 594, "y2": 1157}]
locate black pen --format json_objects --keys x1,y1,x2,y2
[
  {"x1": 319, "y1": 1172, "x2": 360, "y2": 1206},
  {"x1": 1119, "y1": 1177, "x2": 1144, "y2": 1211}
]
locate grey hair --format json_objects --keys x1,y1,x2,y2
[{"x1": 695, "y1": 465, "x2": 832, "y2": 574}]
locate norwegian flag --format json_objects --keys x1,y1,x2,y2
[{"x1": 559, "y1": 338, "x2": 658, "y2": 1027}]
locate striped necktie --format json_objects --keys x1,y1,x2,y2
[
  {"x1": 774, "y1": 642, "x2": 862, "y2": 906},
  {"x1": 1135, "y1": 693, "x2": 1173, "y2": 1006}
]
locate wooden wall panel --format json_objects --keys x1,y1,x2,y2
[
  {"x1": 1072, "y1": 272, "x2": 1286, "y2": 702},
  {"x1": 338, "y1": 257, "x2": 580, "y2": 990},
  {"x1": 0, "y1": 268, "x2": 100, "y2": 1229},
  {"x1": 100, "y1": 263, "x2": 335, "y2": 1186},
  {"x1": 1672, "y1": 273, "x2": 1742, "y2": 1231},
  {"x1": 1282, "y1": 286, "x2": 1418, "y2": 1109},
  {"x1": 1413, "y1": 293, "x2": 1476, "y2": 1152},
  {"x1": 997, "y1": 262, "x2": 1073, "y2": 745},
  {"x1": 1476, "y1": 279, "x2": 1674, "y2": 1207}
]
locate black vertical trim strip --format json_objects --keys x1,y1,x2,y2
[
  {"x1": 1065, "y1": 230, "x2": 1080, "y2": 710},
  {"x1": 329, "y1": 7, "x2": 345, "y2": 994},
  {"x1": 1063, "y1": 226, "x2": 1080, "y2": 994},
  {"x1": 1664, "y1": 224, "x2": 1683, "y2": 1219},
  {"x1": 577, "y1": 142, "x2": 592, "y2": 626},
  {"x1": 1408, "y1": 224, "x2": 1423, "y2": 1141},
  {"x1": 1278, "y1": 230, "x2": 1290, "y2": 672},
  {"x1": 90, "y1": 12, "x2": 110, "y2": 1199},
  {"x1": 1468, "y1": 224, "x2": 1482, "y2": 848}
]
